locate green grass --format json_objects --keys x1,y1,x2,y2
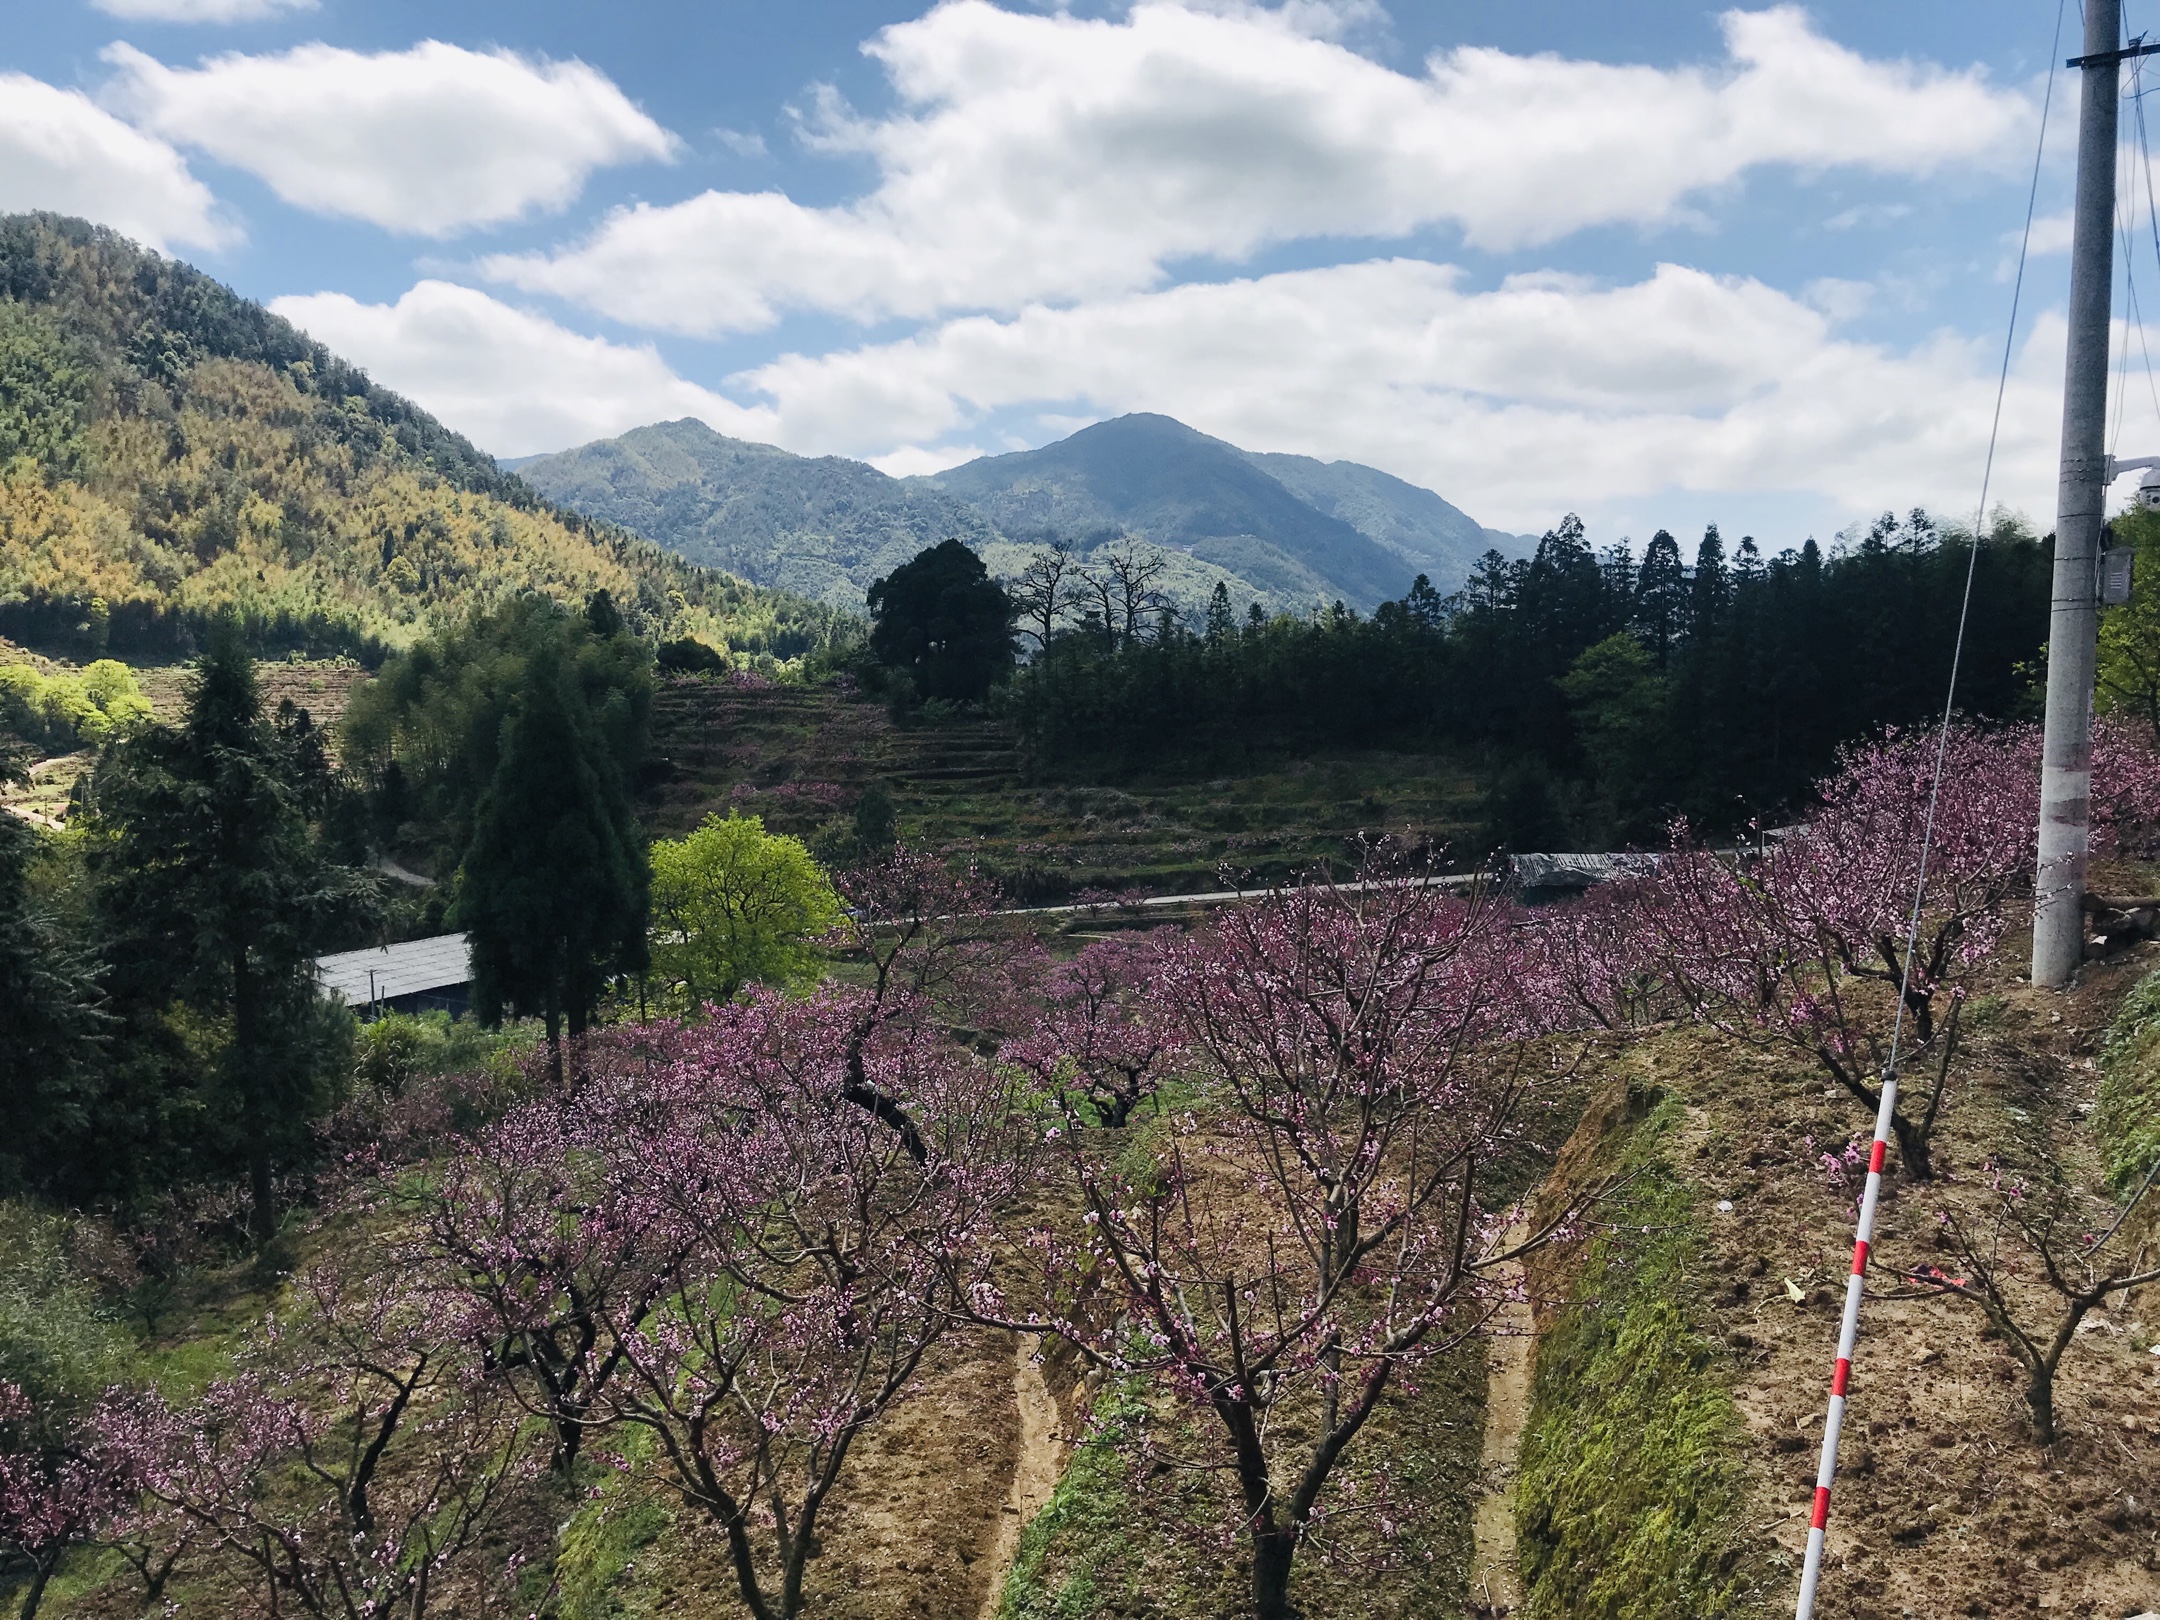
[
  {"x1": 997, "y1": 1384, "x2": 1149, "y2": 1620},
  {"x1": 1515, "y1": 1092, "x2": 1758, "y2": 1620},
  {"x1": 553, "y1": 1432, "x2": 673, "y2": 1620},
  {"x1": 2098, "y1": 966, "x2": 2160, "y2": 1195}
]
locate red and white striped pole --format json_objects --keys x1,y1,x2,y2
[{"x1": 1793, "y1": 1074, "x2": 1896, "y2": 1619}]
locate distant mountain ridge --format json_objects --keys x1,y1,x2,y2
[
  {"x1": 514, "y1": 412, "x2": 1530, "y2": 614},
  {"x1": 507, "y1": 420, "x2": 999, "y2": 608}
]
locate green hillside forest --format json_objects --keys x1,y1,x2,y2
[{"x1": 0, "y1": 214, "x2": 844, "y2": 662}]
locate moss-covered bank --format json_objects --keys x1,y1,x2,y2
[
  {"x1": 1514, "y1": 1087, "x2": 1760, "y2": 1620},
  {"x1": 2098, "y1": 966, "x2": 2160, "y2": 1194}
]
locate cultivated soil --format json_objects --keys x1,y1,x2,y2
[{"x1": 1512, "y1": 911, "x2": 2160, "y2": 1620}]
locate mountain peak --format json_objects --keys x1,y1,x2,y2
[{"x1": 516, "y1": 409, "x2": 1525, "y2": 613}]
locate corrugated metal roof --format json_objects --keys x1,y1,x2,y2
[
  {"x1": 316, "y1": 933, "x2": 471, "y2": 1006},
  {"x1": 1511, "y1": 852, "x2": 1660, "y2": 890}
]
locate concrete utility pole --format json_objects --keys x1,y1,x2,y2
[{"x1": 2034, "y1": 0, "x2": 2124, "y2": 988}]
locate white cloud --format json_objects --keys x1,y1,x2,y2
[
  {"x1": 1823, "y1": 202, "x2": 1911, "y2": 232},
  {"x1": 483, "y1": 1, "x2": 2031, "y2": 336},
  {"x1": 717, "y1": 259, "x2": 2066, "y2": 534},
  {"x1": 102, "y1": 40, "x2": 676, "y2": 236},
  {"x1": 267, "y1": 281, "x2": 774, "y2": 457},
  {"x1": 91, "y1": 0, "x2": 318, "y2": 21},
  {"x1": 869, "y1": 443, "x2": 988, "y2": 477},
  {"x1": 0, "y1": 72, "x2": 230, "y2": 250},
  {"x1": 2023, "y1": 210, "x2": 2075, "y2": 255}
]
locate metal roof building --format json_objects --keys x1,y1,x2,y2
[{"x1": 315, "y1": 932, "x2": 472, "y2": 1019}]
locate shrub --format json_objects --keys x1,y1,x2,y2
[{"x1": 0, "y1": 659, "x2": 150, "y2": 752}]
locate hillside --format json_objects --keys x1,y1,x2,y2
[
  {"x1": 925, "y1": 413, "x2": 1415, "y2": 609},
  {"x1": 508, "y1": 418, "x2": 999, "y2": 609},
  {"x1": 516, "y1": 412, "x2": 1523, "y2": 616},
  {"x1": 0, "y1": 214, "x2": 837, "y2": 661},
  {"x1": 1244, "y1": 449, "x2": 1526, "y2": 586}
]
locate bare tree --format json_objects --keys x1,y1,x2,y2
[
  {"x1": 1907, "y1": 1155, "x2": 2160, "y2": 1446},
  {"x1": 1103, "y1": 540, "x2": 1169, "y2": 646},
  {"x1": 1010, "y1": 539, "x2": 1078, "y2": 655}
]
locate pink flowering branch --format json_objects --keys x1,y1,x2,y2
[
  {"x1": 1627, "y1": 723, "x2": 2039, "y2": 1177},
  {"x1": 999, "y1": 931, "x2": 1175, "y2": 1127},
  {"x1": 469, "y1": 988, "x2": 1029, "y2": 1620},
  {"x1": 822, "y1": 845, "x2": 1016, "y2": 1162},
  {"x1": 987, "y1": 845, "x2": 1589, "y2": 1620},
  {"x1": 398, "y1": 1025, "x2": 693, "y2": 1470},
  {"x1": 0, "y1": 1384, "x2": 133, "y2": 1620},
  {"x1": 104, "y1": 1258, "x2": 534, "y2": 1620}
]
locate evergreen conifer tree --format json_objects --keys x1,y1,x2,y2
[
  {"x1": 91, "y1": 623, "x2": 372, "y2": 1243},
  {"x1": 0, "y1": 766, "x2": 109, "y2": 1195},
  {"x1": 452, "y1": 644, "x2": 648, "y2": 1080},
  {"x1": 1633, "y1": 530, "x2": 1688, "y2": 665}
]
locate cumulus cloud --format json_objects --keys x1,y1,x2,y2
[
  {"x1": 267, "y1": 281, "x2": 774, "y2": 456},
  {"x1": 92, "y1": 0, "x2": 318, "y2": 21},
  {"x1": 719, "y1": 259, "x2": 2065, "y2": 533},
  {"x1": 102, "y1": 40, "x2": 676, "y2": 236},
  {"x1": 483, "y1": 1, "x2": 2031, "y2": 335},
  {"x1": 0, "y1": 73, "x2": 230, "y2": 250}
]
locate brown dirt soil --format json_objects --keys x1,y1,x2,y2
[
  {"x1": 1469, "y1": 1220, "x2": 1534, "y2": 1617},
  {"x1": 1621, "y1": 933, "x2": 2160, "y2": 1620},
  {"x1": 633, "y1": 1322, "x2": 1024, "y2": 1620},
  {"x1": 976, "y1": 1337, "x2": 1065, "y2": 1620}
]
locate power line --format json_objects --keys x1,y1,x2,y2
[{"x1": 1793, "y1": 0, "x2": 2068, "y2": 1611}]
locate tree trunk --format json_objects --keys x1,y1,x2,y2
[
  {"x1": 545, "y1": 1004, "x2": 563, "y2": 1090},
  {"x1": 233, "y1": 945, "x2": 276, "y2": 1248},
  {"x1": 18, "y1": 1555, "x2": 53, "y2": 1620},
  {"x1": 1888, "y1": 1107, "x2": 1933, "y2": 1181},
  {"x1": 1251, "y1": 1528, "x2": 1296, "y2": 1620},
  {"x1": 2026, "y1": 1362, "x2": 2057, "y2": 1447}
]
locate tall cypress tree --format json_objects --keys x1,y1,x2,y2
[
  {"x1": 452, "y1": 642, "x2": 648, "y2": 1080},
  {"x1": 1633, "y1": 530, "x2": 1688, "y2": 666},
  {"x1": 91, "y1": 623, "x2": 372, "y2": 1243}
]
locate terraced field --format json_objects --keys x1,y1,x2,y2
[{"x1": 643, "y1": 676, "x2": 1488, "y2": 897}]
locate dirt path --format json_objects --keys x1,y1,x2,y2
[
  {"x1": 1469, "y1": 1225, "x2": 1534, "y2": 1617},
  {"x1": 975, "y1": 1335, "x2": 1064, "y2": 1620}
]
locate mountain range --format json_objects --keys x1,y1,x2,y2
[{"x1": 513, "y1": 414, "x2": 1527, "y2": 615}]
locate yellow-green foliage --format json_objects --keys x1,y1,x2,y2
[
  {"x1": 1, "y1": 359, "x2": 660, "y2": 646},
  {"x1": 352, "y1": 1010, "x2": 522, "y2": 1099},
  {"x1": 2099, "y1": 968, "x2": 2160, "y2": 1194},
  {"x1": 2100, "y1": 505, "x2": 2160, "y2": 732},
  {"x1": 0, "y1": 214, "x2": 849, "y2": 659},
  {"x1": 648, "y1": 812, "x2": 840, "y2": 1007},
  {"x1": 1515, "y1": 1095, "x2": 1759, "y2": 1620},
  {"x1": 0, "y1": 655, "x2": 150, "y2": 749}
]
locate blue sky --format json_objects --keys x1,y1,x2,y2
[{"x1": 1, "y1": 0, "x2": 2149, "y2": 552}]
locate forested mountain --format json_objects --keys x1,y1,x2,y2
[
  {"x1": 0, "y1": 213, "x2": 838, "y2": 661},
  {"x1": 509, "y1": 417, "x2": 1000, "y2": 608},
  {"x1": 926, "y1": 413, "x2": 1417, "y2": 609},
  {"x1": 517, "y1": 411, "x2": 1524, "y2": 613},
  {"x1": 1243, "y1": 449, "x2": 1525, "y2": 586}
]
